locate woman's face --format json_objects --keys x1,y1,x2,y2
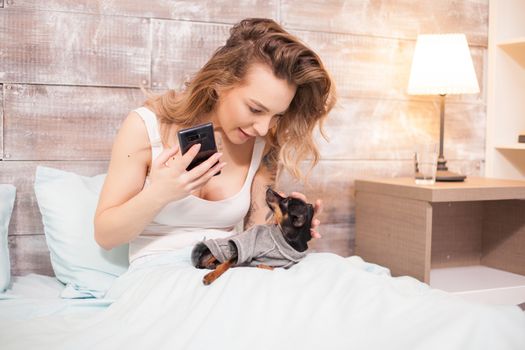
[{"x1": 212, "y1": 63, "x2": 297, "y2": 145}]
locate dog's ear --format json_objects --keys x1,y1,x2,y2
[{"x1": 266, "y1": 187, "x2": 284, "y2": 202}]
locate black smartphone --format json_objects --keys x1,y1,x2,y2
[{"x1": 177, "y1": 122, "x2": 220, "y2": 175}]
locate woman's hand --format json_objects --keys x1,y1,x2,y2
[
  {"x1": 148, "y1": 144, "x2": 225, "y2": 205},
  {"x1": 280, "y1": 191, "x2": 323, "y2": 239}
]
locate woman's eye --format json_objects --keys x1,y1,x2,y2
[{"x1": 249, "y1": 107, "x2": 262, "y2": 114}]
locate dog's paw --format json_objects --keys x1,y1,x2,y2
[
  {"x1": 191, "y1": 242, "x2": 211, "y2": 268},
  {"x1": 202, "y1": 271, "x2": 216, "y2": 285}
]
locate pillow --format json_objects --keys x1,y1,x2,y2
[
  {"x1": 0, "y1": 184, "x2": 16, "y2": 292},
  {"x1": 34, "y1": 166, "x2": 129, "y2": 298}
]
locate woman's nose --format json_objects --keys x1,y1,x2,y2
[{"x1": 253, "y1": 115, "x2": 274, "y2": 137}]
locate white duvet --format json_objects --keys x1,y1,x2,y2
[{"x1": 1, "y1": 249, "x2": 524, "y2": 350}]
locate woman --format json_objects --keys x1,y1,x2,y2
[{"x1": 94, "y1": 18, "x2": 336, "y2": 265}]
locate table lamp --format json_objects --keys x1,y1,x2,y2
[{"x1": 407, "y1": 33, "x2": 480, "y2": 181}]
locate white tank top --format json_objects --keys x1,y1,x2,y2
[{"x1": 128, "y1": 107, "x2": 266, "y2": 263}]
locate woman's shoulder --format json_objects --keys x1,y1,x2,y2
[
  {"x1": 111, "y1": 109, "x2": 153, "y2": 164},
  {"x1": 121, "y1": 109, "x2": 151, "y2": 142}
]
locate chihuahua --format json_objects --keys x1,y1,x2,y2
[{"x1": 191, "y1": 188, "x2": 315, "y2": 285}]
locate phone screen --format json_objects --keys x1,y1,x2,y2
[{"x1": 177, "y1": 123, "x2": 220, "y2": 174}]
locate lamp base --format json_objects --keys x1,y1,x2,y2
[{"x1": 436, "y1": 169, "x2": 466, "y2": 182}]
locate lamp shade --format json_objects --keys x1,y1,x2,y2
[{"x1": 407, "y1": 34, "x2": 480, "y2": 95}]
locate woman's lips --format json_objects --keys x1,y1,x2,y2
[{"x1": 239, "y1": 128, "x2": 254, "y2": 139}]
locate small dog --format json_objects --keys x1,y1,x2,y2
[{"x1": 191, "y1": 188, "x2": 315, "y2": 285}]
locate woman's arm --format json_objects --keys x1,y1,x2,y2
[
  {"x1": 94, "y1": 111, "x2": 168, "y2": 250},
  {"x1": 244, "y1": 153, "x2": 277, "y2": 230},
  {"x1": 95, "y1": 111, "x2": 224, "y2": 250}
]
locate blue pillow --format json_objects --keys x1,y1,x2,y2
[
  {"x1": 0, "y1": 184, "x2": 16, "y2": 292},
  {"x1": 34, "y1": 166, "x2": 129, "y2": 298}
]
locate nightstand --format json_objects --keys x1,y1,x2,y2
[{"x1": 354, "y1": 177, "x2": 525, "y2": 304}]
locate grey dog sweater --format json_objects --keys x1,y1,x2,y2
[{"x1": 199, "y1": 224, "x2": 307, "y2": 268}]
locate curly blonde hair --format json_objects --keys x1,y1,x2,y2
[{"x1": 145, "y1": 18, "x2": 336, "y2": 181}]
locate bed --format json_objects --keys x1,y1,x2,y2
[
  {"x1": 1, "y1": 167, "x2": 524, "y2": 350},
  {"x1": 1, "y1": 250, "x2": 525, "y2": 350}
]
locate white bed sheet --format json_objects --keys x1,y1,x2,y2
[
  {"x1": 0, "y1": 250, "x2": 524, "y2": 350},
  {"x1": 1, "y1": 274, "x2": 64, "y2": 299},
  {"x1": 0, "y1": 274, "x2": 111, "y2": 322}
]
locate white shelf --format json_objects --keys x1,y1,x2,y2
[
  {"x1": 430, "y1": 265, "x2": 525, "y2": 305},
  {"x1": 486, "y1": 0, "x2": 525, "y2": 179},
  {"x1": 495, "y1": 143, "x2": 525, "y2": 150}
]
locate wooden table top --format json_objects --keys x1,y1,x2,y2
[{"x1": 354, "y1": 177, "x2": 525, "y2": 202}]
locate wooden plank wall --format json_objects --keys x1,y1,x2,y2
[{"x1": 0, "y1": 0, "x2": 488, "y2": 276}]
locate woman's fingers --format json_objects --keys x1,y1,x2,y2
[
  {"x1": 314, "y1": 199, "x2": 323, "y2": 216},
  {"x1": 189, "y1": 160, "x2": 227, "y2": 189},
  {"x1": 311, "y1": 215, "x2": 322, "y2": 239},
  {"x1": 152, "y1": 145, "x2": 180, "y2": 168},
  {"x1": 290, "y1": 191, "x2": 307, "y2": 202},
  {"x1": 179, "y1": 143, "x2": 202, "y2": 169},
  {"x1": 181, "y1": 151, "x2": 225, "y2": 191},
  {"x1": 311, "y1": 230, "x2": 323, "y2": 239},
  {"x1": 311, "y1": 229, "x2": 322, "y2": 239},
  {"x1": 187, "y1": 151, "x2": 223, "y2": 177}
]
